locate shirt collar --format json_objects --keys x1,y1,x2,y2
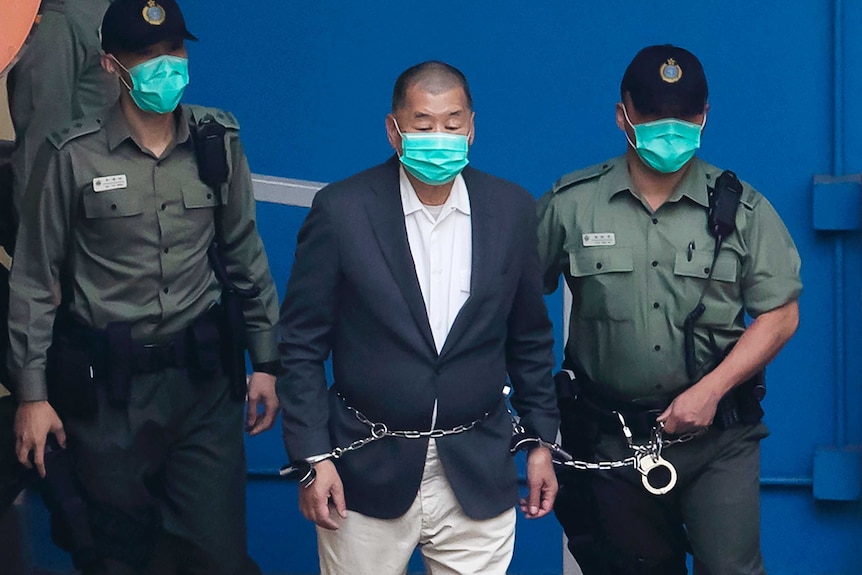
[
  {"x1": 105, "y1": 102, "x2": 191, "y2": 154},
  {"x1": 607, "y1": 155, "x2": 710, "y2": 209},
  {"x1": 399, "y1": 165, "x2": 471, "y2": 217}
]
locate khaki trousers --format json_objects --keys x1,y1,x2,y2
[{"x1": 317, "y1": 439, "x2": 516, "y2": 575}]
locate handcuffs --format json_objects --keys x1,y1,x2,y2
[
  {"x1": 510, "y1": 413, "x2": 683, "y2": 496},
  {"x1": 283, "y1": 408, "x2": 695, "y2": 495}
]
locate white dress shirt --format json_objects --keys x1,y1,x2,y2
[
  {"x1": 399, "y1": 167, "x2": 472, "y2": 353},
  {"x1": 401, "y1": 167, "x2": 472, "y2": 430}
]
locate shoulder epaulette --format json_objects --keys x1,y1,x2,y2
[
  {"x1": 739, "y1": 185, "x2": 759, "y2": 210},
  {"x1": 552, "y1": 161, "x2": 613, "y2": 194},
  {"x1": 185, "y1": 104, "x2": 240, "y2": 130},
  {"x1": 48, "y1": 116, "x2": 103, "y2": 149}
]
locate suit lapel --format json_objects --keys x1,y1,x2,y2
[
  {"x1": 439, "y1": 167, "x2": 500, "y2": 360},
  {"x1": 365, "y1": 157, "x2": 437, "y2": 354}
]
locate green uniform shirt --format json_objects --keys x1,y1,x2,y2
[
  {"x1": 537, "y1": 155, "x2": 802, "y2": 402},
  {"x1": 9, "y1": 0, "x2": 119, "y2": 206},
  {"x1": 9, "y1": 103, "x2": 279, "y2": 402}
]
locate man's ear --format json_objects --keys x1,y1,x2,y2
[
  {"x1": 101, "y1": 53, "x2": 121, "y2": 75},
  {"x1": 615, "y1": 102, "x2": 627, "y2": 133},
  {"x1": 386, "y1": 114, "x2": 402, "y2": 155}
]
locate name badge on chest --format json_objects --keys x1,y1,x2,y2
[
  {"x1": 582, "y1": 232, "x2": 616, "y2": 247},
  {"x1": 92, "y1": 175, "x2": 127, "y2": 192}
]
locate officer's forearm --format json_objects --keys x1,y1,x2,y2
[{"x1": 697, "y1": 299, "x2": 799, "y2": 397}]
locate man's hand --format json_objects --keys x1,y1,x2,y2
[
  {"x1": 298, "y1": 459, "x2": 347, "y2": 530},
  {"x1": 657, "y1": 379, "x2": 721, "y2": 435},
  {"x1": 520, "y1": 446, "x2": 557, "y2": 519},
  {"x1": 15, "y1": 400, "x2": 65, "y2": 478},
  {"x1": 246, "y1": 372, "x2": 279, "y2": 435}
]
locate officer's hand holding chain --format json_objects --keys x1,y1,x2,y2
[{"x1": 512, "y1": 414, "x2": 707, "y2": 495}]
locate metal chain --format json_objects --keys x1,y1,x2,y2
[
  {"x1": 320, "y1": 395, "x2": 489, "y2": 461},
  {"x1": 281, "y1": 396, "x2": 709, "y2": 494},
  {"x1": 513, "y1": 413, "x2": 708, "y2": 472},
  {"x1": 292, "y1": 395, "x2": 707, "y2": 474}
]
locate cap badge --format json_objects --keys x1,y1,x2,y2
[
  {"x1": 142, "y1": 1, "x2": 166, "y2": 26},
  {"x1": 660, "y1": 58, "x2": 682, "y2": 84}
]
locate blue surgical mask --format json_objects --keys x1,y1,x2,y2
[
  {"x1": 114, "y1": 54, "x2": 189, "y2": 114},
  {"x1": 394, "y1": 119, "x2": 470, "y2": 186},
  {"x1": 623, "y1": 105, "x2": 705, "y2": 173}
]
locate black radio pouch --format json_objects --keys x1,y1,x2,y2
[
  {"x1": 192, "y1": 114, "x2": 229, "y2": 191},
  {"x1": 683, "y1": 170, "x2": 743, "y2": 381},
  {"x1": 707, "y1": 170, "x2": 743, "y2": 245}
]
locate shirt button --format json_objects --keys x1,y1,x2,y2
[
  {"x1": 163, "y1": 287, "x2": 169, "y2": 294},
  {"x1": 110, "y1": 204, "x2": 117, "y2": 211},
  {"x1": 206, "y1": 193, "x2": 213, "y2": 199},
  {"x1": 653, "y1": 302, "x2": 660, "y2": 309},
  {"x1": 595, "y1": 262, "x2": 603, "y2": 270},
  {"x1": 652, "y1": 218, "x2": 658, "y2": 224},
  {"x1": 161, "y1": 202, "x2": 167, "y2": 211},
  {"x1": 704, "y1": 267, "x2": 711, "y2": 274},
  {"x1": 654, "y1": 344, "x2": 661, "y2": 351},
  {"x1": 651, "y1": 260, "x2": 658, "y2": 267},
  {"x1": 164, "y1": 247, "x2": 170, "y2": 254}
]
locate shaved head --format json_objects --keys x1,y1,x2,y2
[{"x1": 392, "y1": 61, "x2": 473, "y2": 113}]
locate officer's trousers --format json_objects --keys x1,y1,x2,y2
[
  {"x1": 64, "y1": 367, "x2": 259, "y2": 575},
  {"x1": 586, "y1": 421, "x2": 769, "y2": 575}
]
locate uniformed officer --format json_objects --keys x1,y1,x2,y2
[
  {"x1": 537, "y1": 45, "x2": 802, "y2": 574},
  {"x1": 8, "y1": 0, "x2": 119, "y2": 209},
  {"x1": 9, "y1": 1, "x2": 279, "y2": 573}
]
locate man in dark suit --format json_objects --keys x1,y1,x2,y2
[{"x1": 277, "y1": 61, "x2": 560, "y2": 574}]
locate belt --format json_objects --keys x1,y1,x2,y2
[
  {"x1": 56, "y1": 303, "x2": 223, "y2": 375},
  {"x1": 576, "y1": 386, "x2": 668, "y2": 438},
  {"x1": 574, "y1": 375, "x2": 764, "y2": 437}
]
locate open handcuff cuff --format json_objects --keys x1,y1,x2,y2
[{"x1": 281, "y1": 403, "x2": 702, "y2": 495}]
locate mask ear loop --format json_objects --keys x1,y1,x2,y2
[
  {"x1": 392, "y1": 117, "x2": 406, "y2": 138},
  {"x1": 107, "y1": 54, "x2": 134, "y2": 93},
  {"x1": 621, "y1": 104, "x2": 639, "y2": 151}
]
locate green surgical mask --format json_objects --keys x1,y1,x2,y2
[
  {"x1": 394, "y1": 119, "x2": 470, "y2": 186},
  {"x1": 114, "y1": 54, "x2": 189, "y2": 115},
  {"x1": 623, "y1": 106, "x2": 705, "y2": 173}
]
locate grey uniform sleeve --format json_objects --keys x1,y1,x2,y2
[
  {"x1": 740, "y1": 195, "x2": 803, "y2": 317},
  {"x1": 536, "y1": 190, "x2": 568, "y2": 295},
  {"x1": 9, "y1": 9, "x2": 77, "y2": 207},
  {"x1": 217, "y1": 133, "x2": 279, "y2": 364},
  {"x1": 7, "y1": 143, "x2": 75, "y2": 401}
]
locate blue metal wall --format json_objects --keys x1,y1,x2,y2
[{"x1": 31, "y1": 1, "x2": 862, "y2": 573}]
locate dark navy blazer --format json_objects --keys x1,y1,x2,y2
[{"x1": 277, "y1": 156, "x2": 559, "y2": 520}]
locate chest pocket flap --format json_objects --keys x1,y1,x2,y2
[
  {"x1": 570, "y1": 247, "x2": 634, "y2": 277},
  {"x1": 673, "y1": 251, "x2": 738, "y2": 283},
  {"x1": 182, "y1": 181, "x2": 220, "y2": 209},
  {"x1": 83, "y1": 188, "x2": 143, "y2": 219}
]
